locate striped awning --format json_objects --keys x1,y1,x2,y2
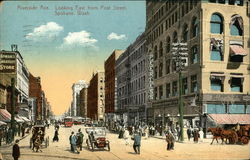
[
  {"x1": 230, "y1": 45, "x2": 247, "y2": 56},
  {"x1": 0, "y1": 121, "x2": 7, "y2": 126},
  {"x1": 0, "y1": 109, "x2": 11, "y2": 122},
  {"x1": 209, "y1": 114, "x2": 250, "y2": 125}
]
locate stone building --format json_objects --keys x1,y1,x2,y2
[
  {"x1": 145, "y1": 0, "x2": 250, "y2": 129},
  {"x1": 104, "y1": 49, "x2": 123, "y2": 121},
  {"x1": 79, "y1": 87, "x2": 88, "y2": 118},
  {"x1": 87, "y1": 71, "x2": 105, "y2": 121}
]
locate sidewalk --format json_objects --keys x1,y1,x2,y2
[{"x1": 0, "y1": 132, "x2": 31, "y2": 148}]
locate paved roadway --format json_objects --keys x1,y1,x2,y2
[{"x1": 1, "y1": 125, "x2": 250, "y2": 160}]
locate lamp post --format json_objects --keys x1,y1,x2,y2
[{"x1": 172, "y1": 42, "x2": 188, "y2": 142}]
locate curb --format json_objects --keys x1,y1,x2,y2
[{"x1": 0, "y1": 132, "x2": 31, "y2": 148}]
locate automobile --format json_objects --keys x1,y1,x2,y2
[{"x1": 85, "y1": 127, "x2": 110, "y2": 151}]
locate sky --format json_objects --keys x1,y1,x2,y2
[{"x1": 0, "y1": 1, "x2": 146, "y2": 115}]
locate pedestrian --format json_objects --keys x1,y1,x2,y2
[
  {"x1": 53, "y1": 128, "x2": 59, "y2": 142},
  {"x1": 69, "y1": 132, "x2": 77, "y2": 153},
  {"x1": 76, "y1": 129, "x2": 84, "y2": 151},
  {"x1": 21, "y1": 124, "x2": 25, "y2": 137},
  {"x1": 144, "y1": 126, "x2": 149, "y2": 139},
  {"x1": 193, "y1": 129, "x2": 199, "y2": 143},
  {"x1": 12, "y1": 139, "x2": 20, "y2": 160},
  {"x1": 198, "y1": 128, "x2": 204, "y2": 143},
  {"x1": 132, "y1": 130, "x2": 141, "y2": 154},
  {"x1": 165, "y1": 131, "x2": 175, "y2": 150},
  {"x1": 123, "y1": 128, "x2": 130, "y2": 145},
  {"x1": 187, "y1": 126, "x2": 192, "y2": 141}
]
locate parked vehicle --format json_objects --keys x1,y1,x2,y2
[{"x1": 85, "y1": 127, "x2": 110, "y2": 151}]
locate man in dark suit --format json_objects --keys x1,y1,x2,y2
[
  {"x1": 12, "y1": 139, "x2": 20, "y2": 160},
  {"x1": 132, "y1": 130, "x2": 141, "y2": 154}
]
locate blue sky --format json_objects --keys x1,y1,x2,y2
[{"x1": 0, "y1": 1, "x2": 146, "y2": 115}]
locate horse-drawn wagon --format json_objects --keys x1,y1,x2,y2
[
  {"x1": 236, "y1": 125, "x2": 250, "y2": 144},
  {"x1": 30, "y1": 125, "x2": 49, "y2": 151},
  {"x1": 85, "y1": 127, "x2": 110, "y2": 151}
]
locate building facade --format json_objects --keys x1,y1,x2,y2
[
  {"x1": 87, "y1": 71, "x2": 105, "y2": 121},
  {"x1": 146, "y1": 0, "x2": 250, "y2": 129},
  {"x1": 79, "y1": 87, "x2": 88, "y2": 118},
  {"x1": 104, "y1": 49, "x2": 123, "y2": 121},
  {"x1": 71, "y1": 80, "x2": 88, "y2": 117}
]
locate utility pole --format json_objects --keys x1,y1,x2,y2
[
  {"x1": 11, "y1": 77, "x2": 16, "y2": 142},
  {"x1": 172, "y1": 42, "x2": 188, "y2": 142}
]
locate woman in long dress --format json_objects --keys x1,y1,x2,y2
[{"x1": 53, "y1": 128, "x2": 59, "y2": 142}]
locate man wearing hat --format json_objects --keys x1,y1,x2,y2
[{"x1": 12, "y1": 139, "x2": 20, "y2": 160}]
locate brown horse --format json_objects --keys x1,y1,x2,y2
[
  {"x1": 208, "y1": 127, "x2": 238, "y2": 145},
  {"x1": 207, "y1": 127, "x2": 224, "y2": 145}
]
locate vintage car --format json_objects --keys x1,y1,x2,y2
[
  {"x1": 85, "y1": 127, "x2": 110, "y2": 151},
  {"x1": 30, "y1": 125, "x2": 49, "y2": 149}
]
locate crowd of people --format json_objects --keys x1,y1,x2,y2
[{"x1": 69, "y1": 129, "x2": 84, "y2": 154}]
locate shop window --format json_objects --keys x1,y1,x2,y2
[
  {"x1": 172, "y1": 81, "x2": 178, "y2": 96},
  {"x1": 192, "y1": 17, "x2": 199, "y2": 37},
  {"x1": 166, "y1": 36, "x2": 171, "y2": 53},
  {"x1": 246, "y1": 105, "x2": 250, "y2": 113},
  {"x1": 166, "y1": 83, "x2": 171, "y2": 98},
  {"x1": 182, "y1": 78, "x2": 188, "y2": 95},
  {"x1": 207, "y1": 104, "x2": 226, "y2": 114},
  {"x1": 230, "y1": 15, "x2": 243, "y2": 36},
  {"x1": 182, "y1": 24, "x2": 188, "y2": 42},
  {"x1": 210, "y1": 13, "x2": 223, "y2": 34},
  {"x1": 191, "y1": 75, "x2": 198, "y2": 93},
  {"x1": 230, "y1": 77, "x2": 243, "y2": 92},
  {"x1": 210, "y1": 79, "x2": 223, "y2": 92},
  {"x1": 191, "y1": 46, "x2": 198, "y2": 64},
  {"x1": 228, "y1": 104, "x2": 245, "y2": 114}
]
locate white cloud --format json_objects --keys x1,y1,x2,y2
[
  {"x1": 61, "y1": 31, "x2": 97, "y2": 48},
  {"x1": 107, "y1": 32, "x2": 126, "y2": 40},
  {"x1": 26, "y1": 22, "x2": 63, "y2": 41}
]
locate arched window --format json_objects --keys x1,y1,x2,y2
[
  {"x1": 154, "y1": 45, "x2": 158, "y2": 60},
  {"x1": 159, "y1": 41, "x2": 163, "y2": 57},
  {"x1": 173, "y1": 31, "x2": 178, "y2": 43},
  {"x1": 182, "y1": 24, "x2": 188, "y2": 42},
  {"x1": 210, "y1": 13, "x2": 223, "y2": 34},
  {"x1": 192, "y1": 17, "x2": 199, "y2": 37},
  {"x1": 166, "y1": 36, "x2": 171, "y2": 53},
  {"x1": 230, "y1": 15, "x2": 243, "y2": 36},
  {"x1": 191, "y1": 46, "x2": 198, "y2": 64}
]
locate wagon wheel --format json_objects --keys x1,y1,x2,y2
[
  {"x1": 229, "y1": 131, "x2": 238, "y2": 144},
  {"x1": 241, "y1": 136, "x2": 249, "y2": 144}
]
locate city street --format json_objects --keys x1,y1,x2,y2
[{"x1": 1, "y1": 125, "x2": 250, "y2": 160}]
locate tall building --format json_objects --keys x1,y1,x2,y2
[
  {"x1": 79, "y1": 87, "x2": 88, "y2": 118},
  {"x1": 71, "y1": 80, "x2": 88, "y2": 116},
  {"x1": 146, "y1": 0, "x2": 250, "y2": 129},
  {"x1": 104, "y1": 49, "x2": 123, "y2": 121},
  {"x1": 87, "y1": 71, "x2": 105, "y2": 121}
]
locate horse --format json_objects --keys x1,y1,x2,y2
[
  {"x1": 207, "y1": 127, "x2": 224, "y2": 145},
  {"x1": 221, "y1": 129, "x2": 238, "y2": 144}
]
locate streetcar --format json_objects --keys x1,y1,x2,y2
[{"x1": 64, "y1": 116, "x2": 73, "y2": 127}]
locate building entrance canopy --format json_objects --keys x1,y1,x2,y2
[
  {"x1": 0, "y1": 109, "x2": 11, "y2": 122},
  {"x1": 209, "y1": 114, "x2": 250, "y2": 125}
]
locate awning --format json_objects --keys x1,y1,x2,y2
[
  {"x1": 15, "y1": 115, "x2": 24, "y2": 123},
  {"x1": 0, "y1": 121, "x2": 7, "y2": 126},
  {"x1": 210, "y1": 73, "x2": 225, "y2": 81},
  {"x1": 230, "y1": 45, "x2": 247, "y2": 56},
  {"x1": 208, "y1": 114, "x2": 250, "y2": 125},
  {"x1": 0, "y1": 109, "x2": 11, "y2": 122},
  {"x1": 19, "y1": 116, "x2": 31, "y2": 122}
]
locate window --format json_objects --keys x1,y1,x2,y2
[
  {"x1": 165, "y1": 59, "x2": 170, "y2": 74},
  {"x1": 154, "y1": 87, "x2": 158, "y2": 100},
  {"x1": 159, "y1": 42, "x2": 163, "y2": 57},
  {"x1": 191, "y1": 75, "x2": 198, "y2": 93},
  {"x1": 172, "y1": 81, "x2": 178, "y2": 96},
  {"x1": 192, "y1": 17, "x2": 199, "y2": 37},
  {"x1": 154, "y1": 45, "x2": 158, "y2": 60},
  {"x1": 172, "y1": 60, "x2": 176, "y2": 72},
  {"x1": 159, "y1": 85, "x2": 163, "y2": 99},
  {"x1": 228, "y1": 104, "x2": 245, "y2": 114},
  {"x1": 230, "y1": 77, "x2": 243, "y2": 92},
  {"x1": 173, "y1": 31, "x2": 178, "y2": 43},
  {"x1": 182, "y1": 24, "x2": 188, "y2": 42},
  {"x1": 230, "y1": 15, "x2": 243, "y2": 36},
  {"x1": 246, "y1": 105, "x2": 250, "y2": 113},
  {"x1": 210, "y1": 13, "x2": 223, "y2": 34},
  {"x1": 159, "y1": 63, "x2": 163, "y2": 77},
  {"x1": 218, "y1": 0, "x2": 225, "y2": 4},
  {"x1": 166, "y1": 83, "x2": 171, "y2": 98},
  {"x1": 236, "y1": 0, "x2": 243, "y2": 6},
  {"x1": 230, "y1": 55, "x2": 243, "y2": 62},
  {"x1": 210, "y1": 40, "x2": 223, "y2": 61},
  {"x1": 182, "y1": 78, "x2": 188, "y2": 95},
  {"x1": 210, "y1": 78, "x2": 223, "y2": 92},
  {"x1": 229, "y1": 0, "x2": 235, "y2": 5},
  {"x1": 166, "y1": 36, "x2": 171, "y2": 53},
  {"x1": 207, "y1": 104, "x2": 226, "y2": 114},
  {"x1": 154, "y1": 66, "x2": 158, "y2": 79},
  {"x1": 191, "y1": 46, "x2": 198, "y2": 64}
]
